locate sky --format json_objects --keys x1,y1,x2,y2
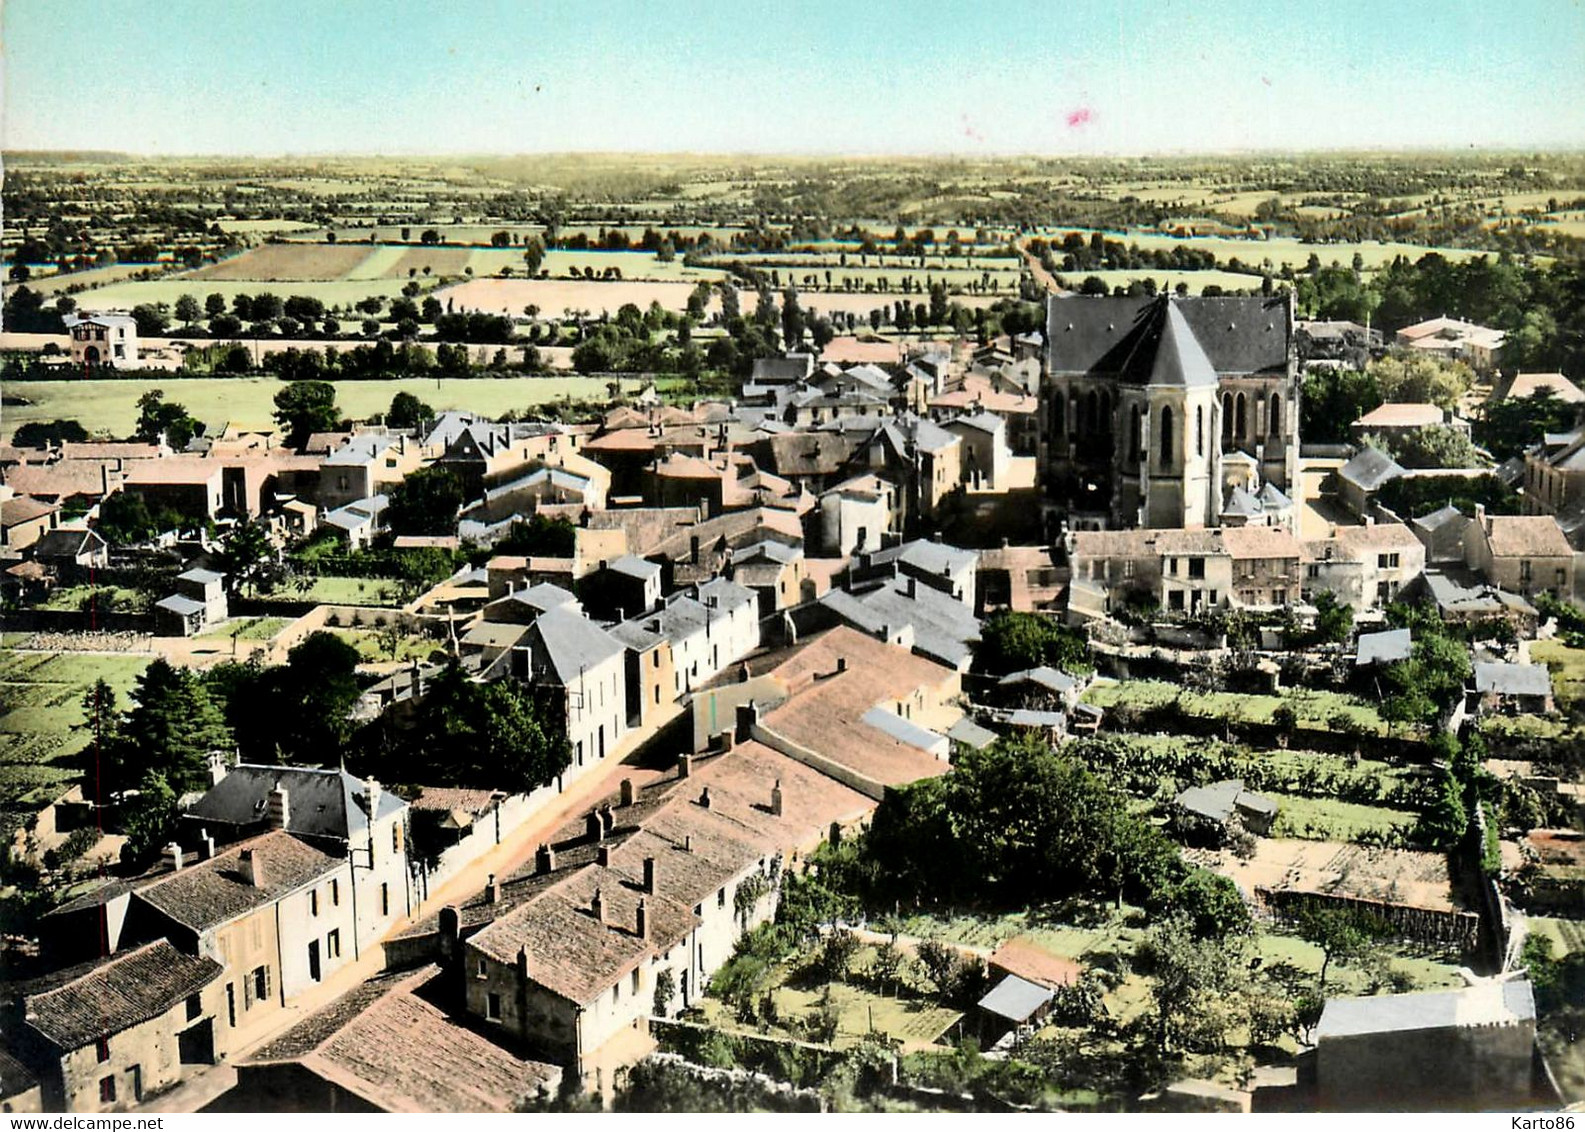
[{"x1": 4, "y1": 0, "x2": 1585, "y2": 157}]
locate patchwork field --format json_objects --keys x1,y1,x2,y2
[
  {"x1": 2, "y1": 375, "x2": 629, "y2": 439},
  {"x1": 1081, "y1": 678, "x2": 1394, "y2": 735}
]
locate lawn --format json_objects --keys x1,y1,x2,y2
[
  {"x1": 1528, "y1": 916, "x2": 1585, "y2": 959},
  {"x1": 1266, "y1": 792, "x2": 1419, "y2": 842},
  {"x1": 252, "y1": 576, "x2": 406, "y2": 608},
  {"x1": 1, "y1": 375, "x2": 624, "y2": 440},
  {"x1": 198, "y1": 616, "x2": 292, "y2": 642},
  {"x1": 0, "y1": 649, "x2": 152, "y2": 837},
  {"x1": 1529, "y1": 639, "x2": 1585, "y2": 712},
  {"x1": 1081, "y1": 678, "x2": 1392, "y2": 735},
  {"x1": 326, "y1": 628, "x2": 443, "y2": 664},
  {"x1": 36, "y1": 585, "x2": 149, "y2": 614}
]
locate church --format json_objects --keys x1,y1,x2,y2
[{"x1": 1041, "y1": 293, "x2": 1298, "y2": 531}]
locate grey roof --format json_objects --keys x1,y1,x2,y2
[
  {"x1": 1223, "y1": 486, "x2": 1261, "y2": 517},
  {"x1": 1047, "y1": 294, "x2": 1290, "y2": 379},
  {"x1": 895, "y1": 538, "x2": 978, "y2": 578},
  {"x1": 608, "y1": 554, "x2": 661, "y2": 580},
  {"x1": 946, "y1": 717, "x2": 999, "y2": 749},
  {"x1": 1412, "y1": 504, "x2": 1467, "y2": 534},
  {"x1": 999, "y1": 666, "x2": 1081, "y2": 694},
  {"x1": 978, "y1": 973, "x2": 1054, "y2": 1023},
  {"x1": 1419, "y1": 570, "x2": 1537, "y2": 617},
  {"x1": 1339, "y1": 446, "x2": 1404, "y2": 492},
  {"x1": 819, "y1": 576, "x2": 982, "y2": 670},
  {"x1": 177, "y1": 567, "x2": 224, "y2": 585},
  {"x1": 522, "y1": 606, "x2": 625, "y2": 684},
  {"x1": 1355, "y1": 628, "x2": 1413, "y2": 666},
  {"x1": 485, "y1": 465, "x2": 590, "y2": 502},
  {"x1": 64, "y1": 311, "x2": 136, "y2": 328},
  {"x1": 859, "y1": 707, "x2": 946, "y2": 751},
  {"x1": 155, "y1": 594, "x2": 206, "y2": 616},
  {"x1": 31, "y1": 527, "x2": 107, "y2": 558},
  {"x1": 1004, "y1": 709, "x2": 1068, "y2": 728},
  {"x1": 1473, "y1": 662, "x2": 1552, "y2": 698},
  {"x1": 1175, "y1": 778, "x2": 1278, "y2": 822},
  {"x1": 185, "y1": 764, "x2": 407, "y2": 842},
  {"x1": 751, "y1": 355, "x2": 815, "y2": 383},
  {"x1": 734, "y1": 539, "x2": 802, "y2": 566},
  {"x1": 506, "y1": 582, "x2": 579, "y2": 613},
  {"x1": 324, "y1": 434, "x2": 398, "y2": 466},
  {"x1": 1315, "y1": 980, "x2": 1535, "y2": 1040},
  {"x1": 324, "y1": 494, "x2": 389, "y2": 532},
  {"x1": 950, "y1": 411, "x2": 1008, "y2": 434},
  {"x1": 696, "y1": 576, "x2": 757, "y2": 611},
  {"x1": 1257, "y1": 482, "x2": 1292, "y2": 509}
]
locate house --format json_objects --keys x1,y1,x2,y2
[
  {"x1": 857, "y1": 415, "x2": 962, "y2": 523},
  {"x1": 1350, "y1": 402, "x2": 1470, "y2": 442},
  {"x1": 944, "y1": 411, "x2": 1012, "y2": 490},
  {"x1": 1410, "y1": 504, "x2": 1471, "y2": 564},
  {"x1": 975, "y1": 544, "x2": 1065, "y2": 615},
  {"x1": 1173, "y1": 779, "x2": 1279, "y2": 841},
  {"x1": 1044, "y1": 294, "x2": 1298, "y2": 529},
  {"x1": 507, "y1": 606, "x2": 628, "y2": 779},
  {"x1": 610, "y1": 579, "x2": 760, "y2": 700},
  {"x1": 322, "y1": 494, "x2": 389, "y2": 550},
  {"x1": 1067, "y1": 525, "x2": 1302, "y2": 622},
  {"x1": 318, "y1": 434, "x2": 424, "y2": 514},
  {"x1": 1463, "y1": 505, "x2": 1574, "y2": 598},
  {"x1": 1497, "y1": 371, "x2": 1585, "y2": 406},
  {"x1": 182, "y1": 764, "x2": 412, "y2": 951},
  {"x1": 579, "y1": 555, "x2": 663, "y2": 622},
  {"x1": 121, "y1": 458, "x2": 225, "y2": 525},
  {"x1": 1394, "y1": 316, "x2": 1506, "y2": 373},
  {"x1": 1336, "y1": 447, "x2": 1403, "y2": 518},
  {"x1": 0, "y1": 1043, "x2": 42, "y2": 1112},
  {"x1": 29, "y1": 528, "x2": 109, "y2": 581},
  {"x1": 998, "y1": 666, "x2": 1087, "y2": 711},
  {"x1": 816, "y1": 473, "x2": 897, "y2": 557},
  {"x1": 728, "y1": 538, "x2": 806, "y2": 615},
  {"x1": 154, "y1": 567, "x2": 227, "y2": 637},
  {"x1": 744, "y1": 354, "x2": 816, "y2": 401},
  {"x1": 815, "y1": 574, "x2": 984, "y2": 671},
  {"x1": 63, "y1": 311, "x2": 139, "y2": 369},
  {"x1": 853, "y1": 538, "x2": 980, "y2": 610},
  {"x1": 2, "y1": 460, "x2": 122, "y2": 512},
  {"x1": 977, "y1": 973, "x2": 1058, "y2": 1039},
  {"x1": 1, "y1": 940, "x2": 224, "y2": 1112},
  {"x1": 0, "y1": 496, "x2": 59, "y2": 553},
  {"x1": 223, "y1": 967, "x2": 561, "y2": 1113},
  {"x1": 1313, "y1": 979, "x2": 1536, "y2": 1110},
  {"x1": 1470, "y1": 662, "x2": 1554, "y2": 716},
  {"x1": 1301, "y1": 521, "x2": 1426, "y2": 609}
]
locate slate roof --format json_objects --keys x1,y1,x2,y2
[
  {"x1": 1046, "y1": 294, "x2": 1290, "y2": 378},
  {"x1": 0, "y1": 1042, "x2": 38, "y2": 1100},
  {"x1": 609, "y1": 554, "x2": 661, "y2": 580},
  {"x1": 820, "y1": 576, "x2": 982, "y2": 669},
  {"x1": 155, "y1": 594, "x2": 205, "y2": 617},
  {"x1": 1412, "y1": 504, "x2": 1467, "y2": 535},
  {"x1": 185, "y1": 765, "x2": 406, "y2": 843},
  {"x1": 859, "y1": 707, "x2": 946, "y2": 751},
  {"x1": 946, "y1": 716, "x2": 999, "y2": 749},
  {"x1": 31, "y1": 527, "x2": 107, "y2": 558},
  {"x1": 1338, "y1": 447, "x2": 1404, "y2": 492},
  {"x1": 978, "y1": 973, "x2": 1054, "y2": 1023},
  {"x1": 1473, "y1": 662, "x2": 1552, "y2": 698},
  {"x1": 243, "y1": 966, "x2": 560, "y2": 1112},
  {"x1": 1356, "y1": 628, "x2": 1413, "y2": 666},
  {"x1": 999, "y1": 666, "x2": 1081, "y2": 695},
  {"x1": 520, "y1": 606, "x2": 626, "y2": 684},
  {"x1": 15, "y1": 940, "x2": 222, "y2": 1051},
  {"x1": 1223, "y1": 486, "x2": 1261, "y2": 517},
  {"x1": 178, "y1": 567, "x2": 224, "y2": 585},
  {"x1": 1315, "y1": 980, "x2": 1534, "y2": 1040},
  {"x1": 324, "y1": 434, "x2": 399, "y2": 466},
  {"x1": 893, "y1": 538, "x2": 979, "y2": 577},
  {"x1": 1175, "y1": 779, "x2": 1279, "y2": 823},
  {"x1": 134, "y1": 830, "x2": 343, "y2": 933}
]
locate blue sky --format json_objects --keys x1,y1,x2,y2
[{"x1": 4, "y1": 0, "x2": 1583, "y2": 155}]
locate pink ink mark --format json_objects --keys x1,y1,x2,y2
[
  {"x1": 1066, "y1": 106, "x2": 1094, "y2": 129},
  {"x1": 959, "y1": 113, "x2": 984, "y2": 143},
  {"x1": 1261, "y1": 76, "x2": 1273, "y2": 87}
]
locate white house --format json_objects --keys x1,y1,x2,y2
[
  {"x1": 64, "y1": 312, "x2": 139, "y2": 369},
  {"x1": 512, "y1": 607, "x2": 629, "y2": 778}
]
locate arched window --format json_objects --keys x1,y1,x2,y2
[
  {"x1": 1129, "y1": 406, "x2": 1141, "y2": 463},
  {"x1": 1051, "y1": 393, "x2": 1064, "y2": 437},
  {"x1": 1159, "y1": 406, "x2": 1174, "y2": 467},
  {"x1": 1221, "y1": 393, "x2": 1234, "y2": 444},
  {"x1": 1235, "y1": 392, "x2": 1247, "y2": 441},
  {"x1": 1268, "y1": 393, "x2": 1281, "y2": 437},
  {"x1": 1196, "y1": 405, "x2": 1205, "y2": 457}
]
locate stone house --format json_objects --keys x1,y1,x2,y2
[
  {"x1": 0, "y1": 496, "x2": 59, "y2": 554},
  {"x1": 63, "y1": 312, "x2": 139, "y2": 369},
  {"x1": 816, "y1": 473, "x2": 897, "y2": 557},
  {"x1": 1300, "y1": 521, "x2": 1426, "y2": 609},
  {"x1": 1470, "y1": 662, "x2": 1555, "y2": 716},
  {"x1": 1463, "y1": 506, "x2": 1574, "y2": 598},
  {"x1": 3, "y1": 940, "x2": 223, "y2": 1112},
  {"x1": 506, "y1": 606, "x2": 629, "y2": 779}
]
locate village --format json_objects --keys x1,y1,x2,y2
[{"x1": 0, "y1": 271, "x2": 1582, "y2": 1114}]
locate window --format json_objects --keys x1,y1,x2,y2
[
  {"x1": 631, "y1": 969, "x2": 641, "y2": 994},
  {"x1": 327, "y1": 929, "x2": 341, "y2": 959},
  {"x1": 185, "y1": 994, "x2": 201, "y2": 1022},
  {"x1": 1521, "y1": 560, "x2": 1534, "y2": 584},
  {"x1": 226, "y1": 984, "x2": 236, "y2": 1027},
  {"x1": 486, "y1": 992, "x2": 502, "y2": 1020},
  {"x1": 310, "y1": 890, "x2": 319, "y2": 917},
  {"x1": 612, "y1": 984, "x2": 620, "y2": 1005},
  {"x1": 392, "y1": 823, "x2": 402, "y2": 853},
  {"x1": 1187, "y1": 558, "x2": 1205, "y2": 580},
  {"x1": 476, "y1": 957, "x2": 488, "y2": 979},
  {"x1": 1168, "y1": 590, "x2": 1185, "y2": 611},
  {"x1": 99, "y1": 1077, "x2": 116, "y2": 1104},
  {"x1": 1196, "y1": 405, "x2": 1205, "y2": 456},
  {"x1": 252, "y1": 965, "x2": 270, "y2": 1005},
  {"x1": 1377, "y1": 553, "x2": 1400, "y2": 569},
  {"x1": 330, "y1": 879, "x2": 340, "y2": 906},
  {"x1": 1159, "y1": 406, "x2": 1173, "y2": 467},
  {"x1": 385, "y1": 457, "x2": 397, "y2": 468},
  {"x1": 1122, "y1": 559, "x2": 1135, "y2": 579},
  {"x1": 1128, "y1": 406, "x2": 1141, "y2": 463},
  {"x1": 380, "y1": 882, "x2": 391, "y2": 916},
  {"x1": 717, "y1": 887, "x2": 726, "y2": 909},
  {"x1": 96, "y1": 1037, "x2": 110, "y2": 1063},
  {"x1": 1269, "y1": 393, "x2": 1281, "y2": 437},
  {"x1": 1306, "y1": 564, "x2": 1320, "y2": 580}
]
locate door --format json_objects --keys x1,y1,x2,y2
[
  {"x1": 127, "y1": 1065, "x2": 143, "y2": 1104},
  {"x1": 308, "y1": 939, "x2": 321, "y2": 982},
  {"x1": 177, "y1": 1020, "x2": 215, "y2": 1065}
]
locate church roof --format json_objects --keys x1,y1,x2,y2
[{"x1": 1046, "y1": 295, "x2": 1290, "y2": 378}]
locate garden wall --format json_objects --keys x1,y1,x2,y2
[{"x1": 1257, "y1": 887, "x2": 1480, "y2": 953}]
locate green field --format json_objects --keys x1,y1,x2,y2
[
  {"x1": 0, "y1": 650, "x2": 152, "y2": 835},
  {"x1": 1530, "y1": 639, "x2": 1585, "y2": 711},
  {"x1": 1050, "y1": 268, "x2": 1266, "y2": 294},
  {"x1": 1267, "y1": 792, "x2": 1419, "y2": 842},
  {"x1": 251, "y1": 576, "x2": 407, "y2": 608},
  {"x1": 1529, "y1": 916, "x2": 1585, "y2": 959},
  {"x1": 2, "y1": 375, "x2": 628, "y2": 440},
  {"x1": 327, "y1": 627, "x2": 444, "y2": 663},
  {"x1": 1081, "y1": 679, "x2": 1393, "y2": 735},
  {"x1": 197, "y1": 616, "x2": 292, "y2": 642}
]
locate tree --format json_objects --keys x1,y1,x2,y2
[
  {"x1": 1312, "y1": 590, "x2": 1354, "y2": 644},
  {"x1": 1295, "y1": 905, "x2": 1388, "y2": 988},
  {"x1": 1359, "y1": 425, "x2": 1478, "y2": 469},
  {"x1": 522, "y1": 235, "x2": 546, "y2": 276},
  {"x1": 273, "y1": 381, "x2": 342, "y2": 446},
  {"x1": 174, "y1": 293, "x2": 202, "y2": 327},
  {"x1": 217, "y1": 519, "x2": 275, "y2": 595},
  {"x1": 205, "y1": 292, "x2": 227, "y2": 319},
  {"x1": 1478, "y1": 388, "x2": 1581, "y2": 461},
  {"x1": 119, "y1": 659, "x2": 233, "y2": 796},
  {"x1": 780, "y1": 288, "x2": 805, "y2": 350},
  {"x1": 387, "y1": 391, "x2": 434, "y2": 430},
  {"x1": 1417, "y1": 767, "x2": 1470, "y2": 849},
  {"x1": 130, "y1": 304, "x2": 170, "y2": 338},
  {"x1": 12, "y1": 419, "x2": 88, "y2": 448},
  {"x1": 120, "y1": 772, "x2": 178, "y2": 865},
  {"x1": 1366, "y1": 353, "x2": 1474, "y2": 411},
  {"x1": 386, "y1": 465, "x2": 465, "y2": 536},
  {"x1": 135, "y1": 389, "x2": 202, "y2": 449},
  {"x1": 976, "y1": 611, "x2": 1091, "y2": 675},
  {"x1": 420, "y1": 229, "x2": 441, "y2": 246},
  {"x1": 1142, "y1": 915, "x2": 1246, "y2": 1054}
]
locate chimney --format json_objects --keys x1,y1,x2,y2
[
  {"x1": 906, "y1": 576, "x2": 917, "y2": 599},
  {"x1": 699, "y1": 786, "x2": 712, "y2": 809},
  {"x1": 636, "y1": 898, "x2": 649, "y2": 941},
  {"x1": 684, "y1": 835, "x2": 693, "y2": 853},
  {"x1": 238, "y1": 848, "x2": 264, "y2": 887},
  {"x1": 643, "y1": 856, "x2": 656, "y2": 894},
  {"x1": 516, "y1": 945, "x2": 529, "y2": 980},
  {"x1": 266, "y1": 783, "x2": 290, "y2": 830},
  {"x1": 678, "y1": 753, "x2": 693, "y2": 779},
  {"x1": 1475, "y1": 503, "x2": 1488, "y2": 529},
  {"x1": 599, "y1": 804, "x2": 615, "y2": 835},
  {"x1": 719, "y1": 729, "x2": 736, "y2": 753},
  {"x1": 536, "y1": 843, "x2": 556, "y2": 874},
  {"x1": 771, "y1": 779, "x2": 784, "y2": 817},
  {"x1": 365, "y1": 777, "x2": 382, "y2": 821},
  {"x1": 163, "y1": 842, "x2": 184, "y2": 871},
  {"x1": 199, "y1": 829, "x2": 216, "y2": 860},
  {"x1": 485, "y1": 873, "x2": 501, "y2": 904},
  {"x1": 586, "y1": 810, "x2": 605, "y2": 843},
  {"x1": 620, "y1": 778, "x2": 636, "y2": 807},
  {"x1": 439, "y1": 904, "x2": 460, "y2": 961},
  {"x1": 735, "y1": 701, "x2": 759, "y2": 742},
  {"x1": 836, "y1": 656, "x2": 848, "y2": 674},
  {"x1": 590, "y1": 887, "x2": 604, "y2": 924},
  {"x1": 207, "y1": 750, "x2": 229, "y2": 787},
  {"x1": 597, "y1": 844, "x2": 612, "y2": 866}
]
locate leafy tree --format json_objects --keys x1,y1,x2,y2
[
  {"x1": 1313, "y1": 590, "x2": 1354, "y2": 644},
  {"x1": 1359, "y1": 424, "x2": 1478, "y2": 469},
  {"x1": 494, "y1": 513, "x2": 576, "y2": 557},
  {"x1": 130, "y1": 303, "x2": 170, "y2": 338},
  {"x1": 387, "y1": 391, "x2": 435, "y2": 430},
  {"x1": 95, "y1": 492, "x2": 183, "y2": 544},
  {"x1": 218, "y1": 519, "x2": 275, "y2": 594},
  {"x1": 1416, "y1": 767, "x2": 1470, "y2": 849},
  {"x1": 420, "y1": 229, "x2": 441, "y2": 246},
  {"x1": 120, "y1": 772, "x2": 178, "y2": 864},
  {"x1": 12, "y1": 419, "x2": 88, "y2": 448},
  {"x1": 204, "y1": 292, "x2": 227, "y2": 319},
  {"x1": 1366, "y1": 353, "x2": 1474, "y2": 411},
  {"x1": 135, "y1": 389, "x2": 202, "y2": 449},
  {"x1": 1294, "y1": 905, "x2": 1389, "y2": 987},
  {"x1": 118, "y1": 659, "x2": 233, "y2": 797},
  {"x1": 273, "y1": 380, "x2": 342, "y2": 446},
  {"x1": 976, "y1": 611, "x2": 1091, "y2": 675},
  {"x1": 386, "y1": 465, "x2": 465, "y2": 536},
  {"x1": 522, "y1": 235, "x2": 546, "y2": 276},
  {"x1": 780, "y1": 288, "x2": 805, "y2": 349},
  {"x1": 1478, "y1": 388, "x2": 1581, "y2": 462},
  {"x1": 174, "y1": 294, "x2": 202, "y2": 327},
  {"x1": 1299, "y1": 366, "x2": 1383, "y2": 444},
  {"x1": 1141, "y1": 915, "x2": 1246, "y2": 1054}
]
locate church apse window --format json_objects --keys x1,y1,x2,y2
[
  {"x1": 1159, "y1": 406, "x2": 1174, "y2": 467},
  {"x1": 1269, "y1": 394, "x2": 1281, "y2": 437}
]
